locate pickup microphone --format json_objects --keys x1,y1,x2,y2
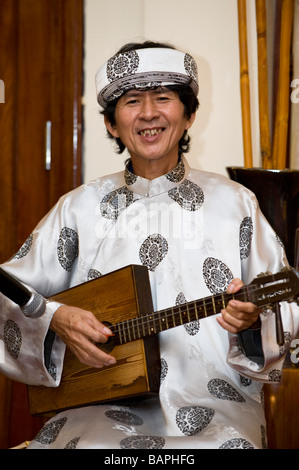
[{"x1": 0, "y1": 266, "x2": 46, "y2": 318}]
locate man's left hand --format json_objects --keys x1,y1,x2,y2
[{"x1": 216, "y1": 278, "x2": 261, "y2": 333}]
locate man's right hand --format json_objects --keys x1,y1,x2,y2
[{"x1": 50, "y1": 305, "x2": 116, "y2": 368}]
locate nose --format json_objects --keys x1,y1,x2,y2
[{"x1": 139, "y1": 95, "x2": 160, "y2": 120}]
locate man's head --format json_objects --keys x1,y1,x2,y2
[{"x1": 96, "y1": 41, "x2": 199, "y2": 156}]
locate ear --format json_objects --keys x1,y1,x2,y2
[
  {"x1": 104, "y1": 115, "x2": 120, "y2": 138},
  {"x1": 185, "y1": 112, "x2": 196, "y2": 131}
]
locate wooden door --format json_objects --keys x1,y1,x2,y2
[{"x1": 0, "y1": 0, "x2": 83, "y2": 448}]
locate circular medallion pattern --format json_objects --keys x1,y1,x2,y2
[
  {"x1": 105, "y1": 410, "x2": 143, "y2": 426},
  {"x1": 239, "y1": 217, "x2": 253, "y2": 259},
  {"x1": 219, "y1": 438, "x2": 254, "y2": 449},
  {"x1": 279, "y1": 331, "x2": 291, "y2": 356},
  {"x1": 64, "y1": 437, "x2": 80, "y2": 449},
  {"x1": 207, "y1": 378, "x2": 245, "y2": 402},
  {"x1": 168, "y1": 180, "x2": 204, "y2": 211},
  {"x1": 184, "y1": 320, "x2": 201, "y2": 336},
  {"x1": 57, "y1": 227, "x2": 79, "y2": 272},
  {"x1": 165, "y1": 160, "x2": 185, "y2": 183},
  {"x1": 47, "y1": 360, "x2": 57, "y2": 382},
  {"x1": 124, "y1": 167, "x2": 138, "y2": 186},
  {"x1": 202, "y1": 257, "x2": 233, "y2": 294},
  {"x1": 175, "y1": 292, "x2": 200, "y2": 335},
  {"x1": 160, "y1": 358, "x2": 168, "y2": 383},
  {"x1": 176, "y1": 406, "x2": 215, "y2": 436},
  {"x1": 34, "y1": 417, "x2": 67, "y2": 445},
  {"x1": 139, "y1": 234, "x2": 168, "y2": 271},
  {"x1": 4, "y1": 320, "x2": 22, "y2": 359},
  {"x1": 240, "y1": 375, "x2": 252, "y2": 387},
  {"x1": 184, "y1": 53, "x2": 198, "y2": 85},
  {"x1": 268, "y1": 369, "x2": 281, "y2": 382},
  {"x1": 14, "y1": 234, "x2": 33, "y2": 259},
  {"x1": 120, "y1": 435, "x2": 165, "y2": 449},
  {"x1": 100, "y1": 186, "x2": 134, "y2": 220},
  {"x1": 176, "y1": 292, "x2": 186, "y2": 305},
  {"x1": 106, "y1": 51, "x2": 139, "y2": 82},
  {"x1": 87, "y1": 269, "x2": 102, "y2": 281}
]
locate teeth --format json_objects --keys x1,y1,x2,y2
[{"x1": 140, "y1": 128, "x2": 162, "y2": 136}]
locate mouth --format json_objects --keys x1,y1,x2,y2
[{"x1": 138, "y1": 127, "x2": 164, "y2": 137}]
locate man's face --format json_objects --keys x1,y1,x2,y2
[{"x1": 105, "y1": 87, "x2": 195, "y2": 172}]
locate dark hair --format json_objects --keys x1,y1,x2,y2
[{"x1": 100, "y1": 41, "x2": 199, "y2": 156}]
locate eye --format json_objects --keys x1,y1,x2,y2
[
  {"x1": 157, "y1": 95, "x2": 170, "y2": 101},
  {"x1": 122, "y1": 93, "x2": 141, "y2": 106},
  {"x1": 155, "y1": 91, "x2": 175, "y2": 102},
  {"x1": 124, "y1": 98, "x2": 139, "y2": 105}
]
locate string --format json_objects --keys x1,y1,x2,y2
[
  {"x1": 108, "y1": 273, "x2": 294, "y2": 343},
  {"x1": 110, "y1": 283, "x2": 269, "y2": 341}
]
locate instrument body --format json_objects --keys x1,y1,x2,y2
[{"x1": 28, "y1": 265, "x2": 160, "y2": 415}]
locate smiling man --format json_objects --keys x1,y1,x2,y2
[
  {"x1": 104, "y1": 87, "x2": 195, "y2": 178},
  {"x1": 1, "y1": 41, "x2": 299, "y2": 449}
]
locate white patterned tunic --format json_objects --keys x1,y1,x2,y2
[{"x1": 1, "y1": 157, "x2": 298, "y2": 449}]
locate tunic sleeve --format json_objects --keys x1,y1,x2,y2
[
  {"x1": 0, "y1": 295, "x2": 65, "y2": 386},
  {"x1": 226, "y1": 188, "x2": 299, "y2": 381},
  {"x1": 0, "y1": 193, "x2": 78, "y2": 386}
]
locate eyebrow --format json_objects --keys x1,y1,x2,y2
[{"x1": 124, "y1": 87, "x2": 172, "y2": 98}]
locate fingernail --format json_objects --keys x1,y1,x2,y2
[
  {"x1": 105, "y1": 358, "x2": 116, "y2": 366},
  {"x1": 103, "y1": 326, "x2": 113, "y2": 336}
]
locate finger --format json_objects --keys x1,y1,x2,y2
[
  {"x1": 218, "y1": 305, "x2": 261, "y2": 332},
  {"x1": 216, "y1": 314, "x2": 240, "y2": 334},
  {"x1": 68, "y1": 310, "x2": 114, "y2": 344},
  {"x1": 52, "y1": 307, "x2": 116, "y2": 367},
  {"x1": 69, "y1": 336, "x2": 116, "y2": 368},
  {"x1": 217, "y1": 312, "x2": 255, "y2": 333},
  {"x1": 226, "y1": 299, "x2": 258, "y2": 315},
  {"x1": 85, "y1": 320, "x2": 114, "y2": 344},
  {"x1": 227, "y1": 278, "x2": 244, "y2": 294},
  {"x1": 219, "y1": 310, "x2": 245, "y2": 331}
]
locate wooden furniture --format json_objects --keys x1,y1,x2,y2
[
  {"x1": 0, "y1": 0, "x2": 83, "y2": 448},
  {"x1": 237, "y1": 0, "x2": 298, "y2": 449}
]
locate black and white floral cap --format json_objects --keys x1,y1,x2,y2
[{"x1": 95, "y1": 47, "x2": 199, "y2": 108}]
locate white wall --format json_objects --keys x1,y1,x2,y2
[{"x1": 83, "y1": 0, "x2": 261, "y2": 183}]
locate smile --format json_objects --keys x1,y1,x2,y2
[{"x1": 139, "y1": 128, "x2": 163, "y2": 136}]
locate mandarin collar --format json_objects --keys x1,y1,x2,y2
[{"x1": 124, "y1": 156, "x2": 190, "y2": 197}]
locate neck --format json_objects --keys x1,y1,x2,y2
[
  {"x1": 130, "y1": 154, "x2": 180, "y2": 180},
  {"x1": 109, "y1": 285, "x2": 251, "y2": 346}
]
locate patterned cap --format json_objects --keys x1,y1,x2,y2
[{"x1": 95, "y1": 48, "x2": 199, "y2": 108}]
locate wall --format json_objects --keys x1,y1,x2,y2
[{"x1": 83, "y1": 0, "x2": 261, "y2": 183}]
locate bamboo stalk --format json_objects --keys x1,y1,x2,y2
[
  {"x1": 256, "y1": 0, "x2": 272, "y2": 168},
  {"x1": 238, "y1": 0, "x2": 253, "y2": 168},
  {"x1": 272, "y1": 0, "x2": 294, "y2": 169}
]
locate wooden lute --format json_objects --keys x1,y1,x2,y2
[{"x1": 28, "y1": 264, "x2": 299, "y2": 415}]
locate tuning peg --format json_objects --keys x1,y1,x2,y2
[
  {"x1": 280, "y1": 265, "x2": 293, "y2": 272},
  {"x1": 257, "y1": 271, "x2": 272, "y2": 278}
]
